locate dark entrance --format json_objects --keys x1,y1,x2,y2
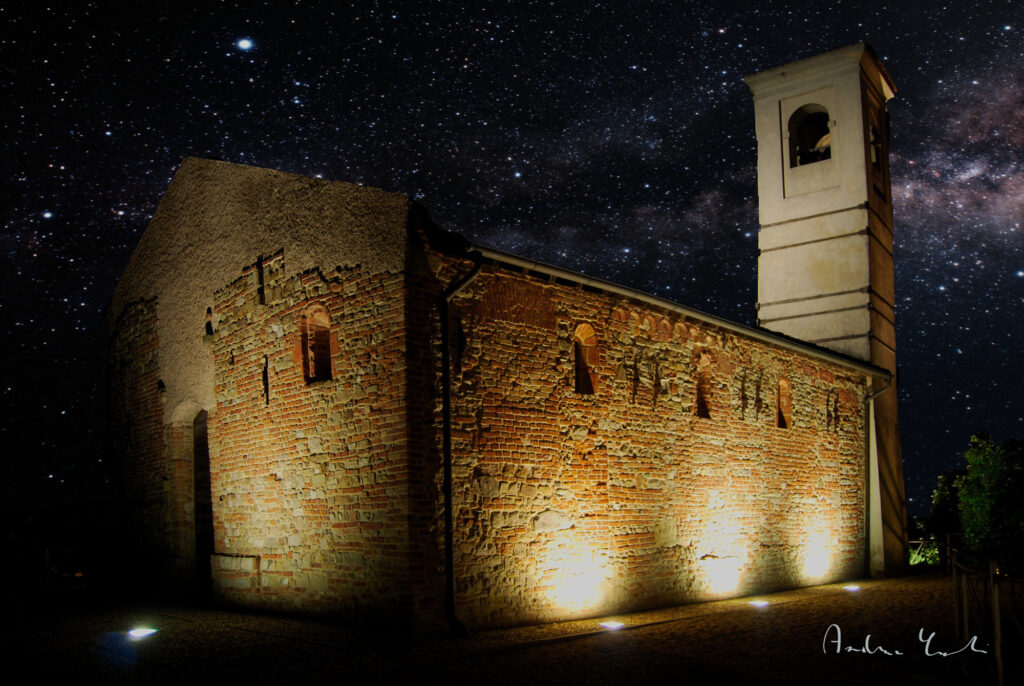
[{"x1": 193, "y1": 410, "x2": 214, "y2": 594}]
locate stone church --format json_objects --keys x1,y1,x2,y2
[{"x1": 108, "y1": 44, "x2": 906, "y2": 629}]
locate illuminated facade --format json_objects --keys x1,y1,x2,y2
[{"x1": 108, "y1": 44, "x2": 905, "y2": 629}]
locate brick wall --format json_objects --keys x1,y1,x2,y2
[
  {"x1": 435, "y1": 255, "x2": 868, "y2": 628},
  {"x1": 208, "y1": 251, "x2": 418, "y2": 621},
  {"x1": 110, "y1": 220, "x2": 870, "y2": 629}
]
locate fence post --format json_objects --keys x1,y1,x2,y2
[
  {"x1": 962, "y1": 561, "x2": 970, "y2": 641},
  {"x1": 990, "y1": 560, "x2": 1003, "y2": 686},
  {"x1": 953, "y1": 552, "x2": 963, "y2": 640}
]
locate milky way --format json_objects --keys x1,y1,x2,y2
[{"x1": 2, "y1": 1, "x2": 1023, "y2": 516}]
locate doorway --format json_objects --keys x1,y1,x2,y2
[{"x1": 193, "y1": 410, "x2": 214, "y2": 593}]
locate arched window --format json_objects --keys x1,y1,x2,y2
[
  {"x1": 776, "y1": 377, "x2": 792, "y2": 429},
  {"x1": 302, "y1": 305, "x2": 333, "y2": 383},
  {"x1": 788, "y1": 104, "x2": 831, "y2": 167},
  {"x1": 573, "y1": 323, "x2": 598, "y2": 395}
]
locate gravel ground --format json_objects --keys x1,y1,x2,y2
[{"x1": 10, "y1": 570, "x2": 1014, "y2": 685}]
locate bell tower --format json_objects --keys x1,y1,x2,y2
[{"x1": 745, "y1": 44, "x2": 907, "y2": 575}]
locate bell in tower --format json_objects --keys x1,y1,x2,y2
[{"x1": 745, "y1": 44, "x2": 907, "y2": 576}]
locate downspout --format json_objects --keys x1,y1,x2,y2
[
  {"x1": 439, "y1": 252, "x2": 482, "y2": 636},
  {"x1": 863, "y1": 372, "x2": 892, "y2": 577}
]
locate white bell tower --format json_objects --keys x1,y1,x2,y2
[{"x1": 745, "y1": 44, "x2": 907, "y2": 575}]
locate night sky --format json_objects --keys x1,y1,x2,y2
[{"x1": 3, "y1": 1, "x2": 1022, "y2": 519}]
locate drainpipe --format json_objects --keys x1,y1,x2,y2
[
  {"x1": 864, "y1": 372, "x2": 892, "y2": 577},
  {"x1": 439, "y1": 253, "x2": 482, "y2": 636}
]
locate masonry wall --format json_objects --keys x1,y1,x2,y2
[
  {"x1": 207, "y1": 250, "x2": 422, "y2": 621},
  {"x1": 108, "y1": 298, "x2": 196, "y2": 585},
  {"x1": 435, "y1": 255, "x2": 869, "y2": 628}
]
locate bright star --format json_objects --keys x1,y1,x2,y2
[{"x1": 236, "y1": 38, "x2": 254, "y2": 50}]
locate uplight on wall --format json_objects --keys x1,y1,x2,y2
[
  {"x1": 697, "y1": 491, "x2": 750, "y2": 595},
  {"x1": 799, "y1": 520, "x2": 835, "y2": 582},
  {"x1": 544, "y1": 536, "x2": 611, "y2": 614},
  {"x1": 700, "y1": 554, "x2": 744, "y2": 595}
]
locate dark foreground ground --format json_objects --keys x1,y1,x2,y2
[{"x1": 9, "y1": 570, "x2": 1016, "y2": 685}]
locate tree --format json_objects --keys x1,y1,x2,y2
[
  {"x1": 923, "y1": 468, "x2": 965, "y2": 568},
  {"x1": 958, "y1": 435, "x2": 1024, "y2": 573}
]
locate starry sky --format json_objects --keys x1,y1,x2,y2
[{"x1": 3, "y1": 1, "x2": 1022, "y2": 518}]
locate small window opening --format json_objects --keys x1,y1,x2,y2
[
  {"x1": 869, "y1": 126, "x2": 882, "y2": 170},
  {"x1": 788, "y1": 104, "x2": 831, "y2": 167},
  {"x1": 262, "y1": 355, "x2": 270, "y2": 405},
  {"x1": 776, "y1": 378, "x2": 792, "y2": 429},
  {"x1": 694, "y1": 352, "x2": 712, "y2": 419},
  {"x1": 826, "y1": 389, "x2": 841, "y2": 432},
  {"x1": 302, "y1": 306, "x2": 333, "y2": 383},
  {"x1": 256, "y1": 256, "x2": 266, "y2": 305},
  {"x1": 572, "y1": 323, "x2": 598, "y2": 395},
  {"x1": 205, "y1": 307, "x2": 214, "y2": 336}
]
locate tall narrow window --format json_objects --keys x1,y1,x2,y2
[
  {"x1": 776, "y1": 377, "x2": 792, "y2": 428},
  {"x1": 262, "y1": 355, "x2": 270, "y2": 405},
  {"x1": 694, "y1": 351, "x2": 713, "y2": 419},
  {"x1": 256, "y1": 256, "x2": 267, "y2": 305},
  {"x1": 302, "y1": 305, "x2": 333, "y2": 383},
  {"x1": 572, "y1": 323, "x2": 598, "y2": 395},
  {"x1": 193, "y1": 410, "x2": 213, "y2": 592}
]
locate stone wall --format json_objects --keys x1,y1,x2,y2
[
  {"x1": 108, "y1": 298, "x2": 194, "y2": 584},
  {"x1": 436, "y1": 255, "x2": 869, "y2": 628},
  {"x1": 207, "y1": 250, "x2": 418, "y2": 621}
]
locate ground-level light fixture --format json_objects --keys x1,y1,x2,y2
[
  {"x1": 127, "y1": 628, "x2": 158, "y2": 640},
  {"x1": 749, "y1": 600, "x2": 770, "y2": 608},
  {"x1": 843, "y1": 585, "x2": 861, "y2": 592},
  {"x1": 600, "y1": 621, "x2": 624, "y2": 630}
]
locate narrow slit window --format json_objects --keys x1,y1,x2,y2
[
  {"x1": 302, "y1": 306, "x2": 333, "y2": 383},
  {"x1": 256, "y1": 256, "x2": 267, "y2": 305},
  {"x1": 572, "y1": 323, "x2": 598, "y2": 395},
  {"x1": 262, "y1": 355, "x2": 270, "y2": 405},
  {"x1": 694, "y1": 352, "x2": 713, "y2": 419},
  {"x1": 776, "y1": 378, "x2": 792, "y2": 429}
]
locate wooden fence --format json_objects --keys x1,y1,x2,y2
[{"x1": 951, "y1": 550, "x2": 1024, "y2": 686}]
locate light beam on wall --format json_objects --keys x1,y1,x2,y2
[
  {"x1": 700, "y1": 554, "x2": 744, "y2": 595},
  {"x1": 800, "y1": 520, "x2": 835, "y2": 582},
  {"x1": 697, "y1": 491, "x2": 751, "y2": 595},
  {"x1": 544, "y1": 535, "x2": 610, "y2": 614}
]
